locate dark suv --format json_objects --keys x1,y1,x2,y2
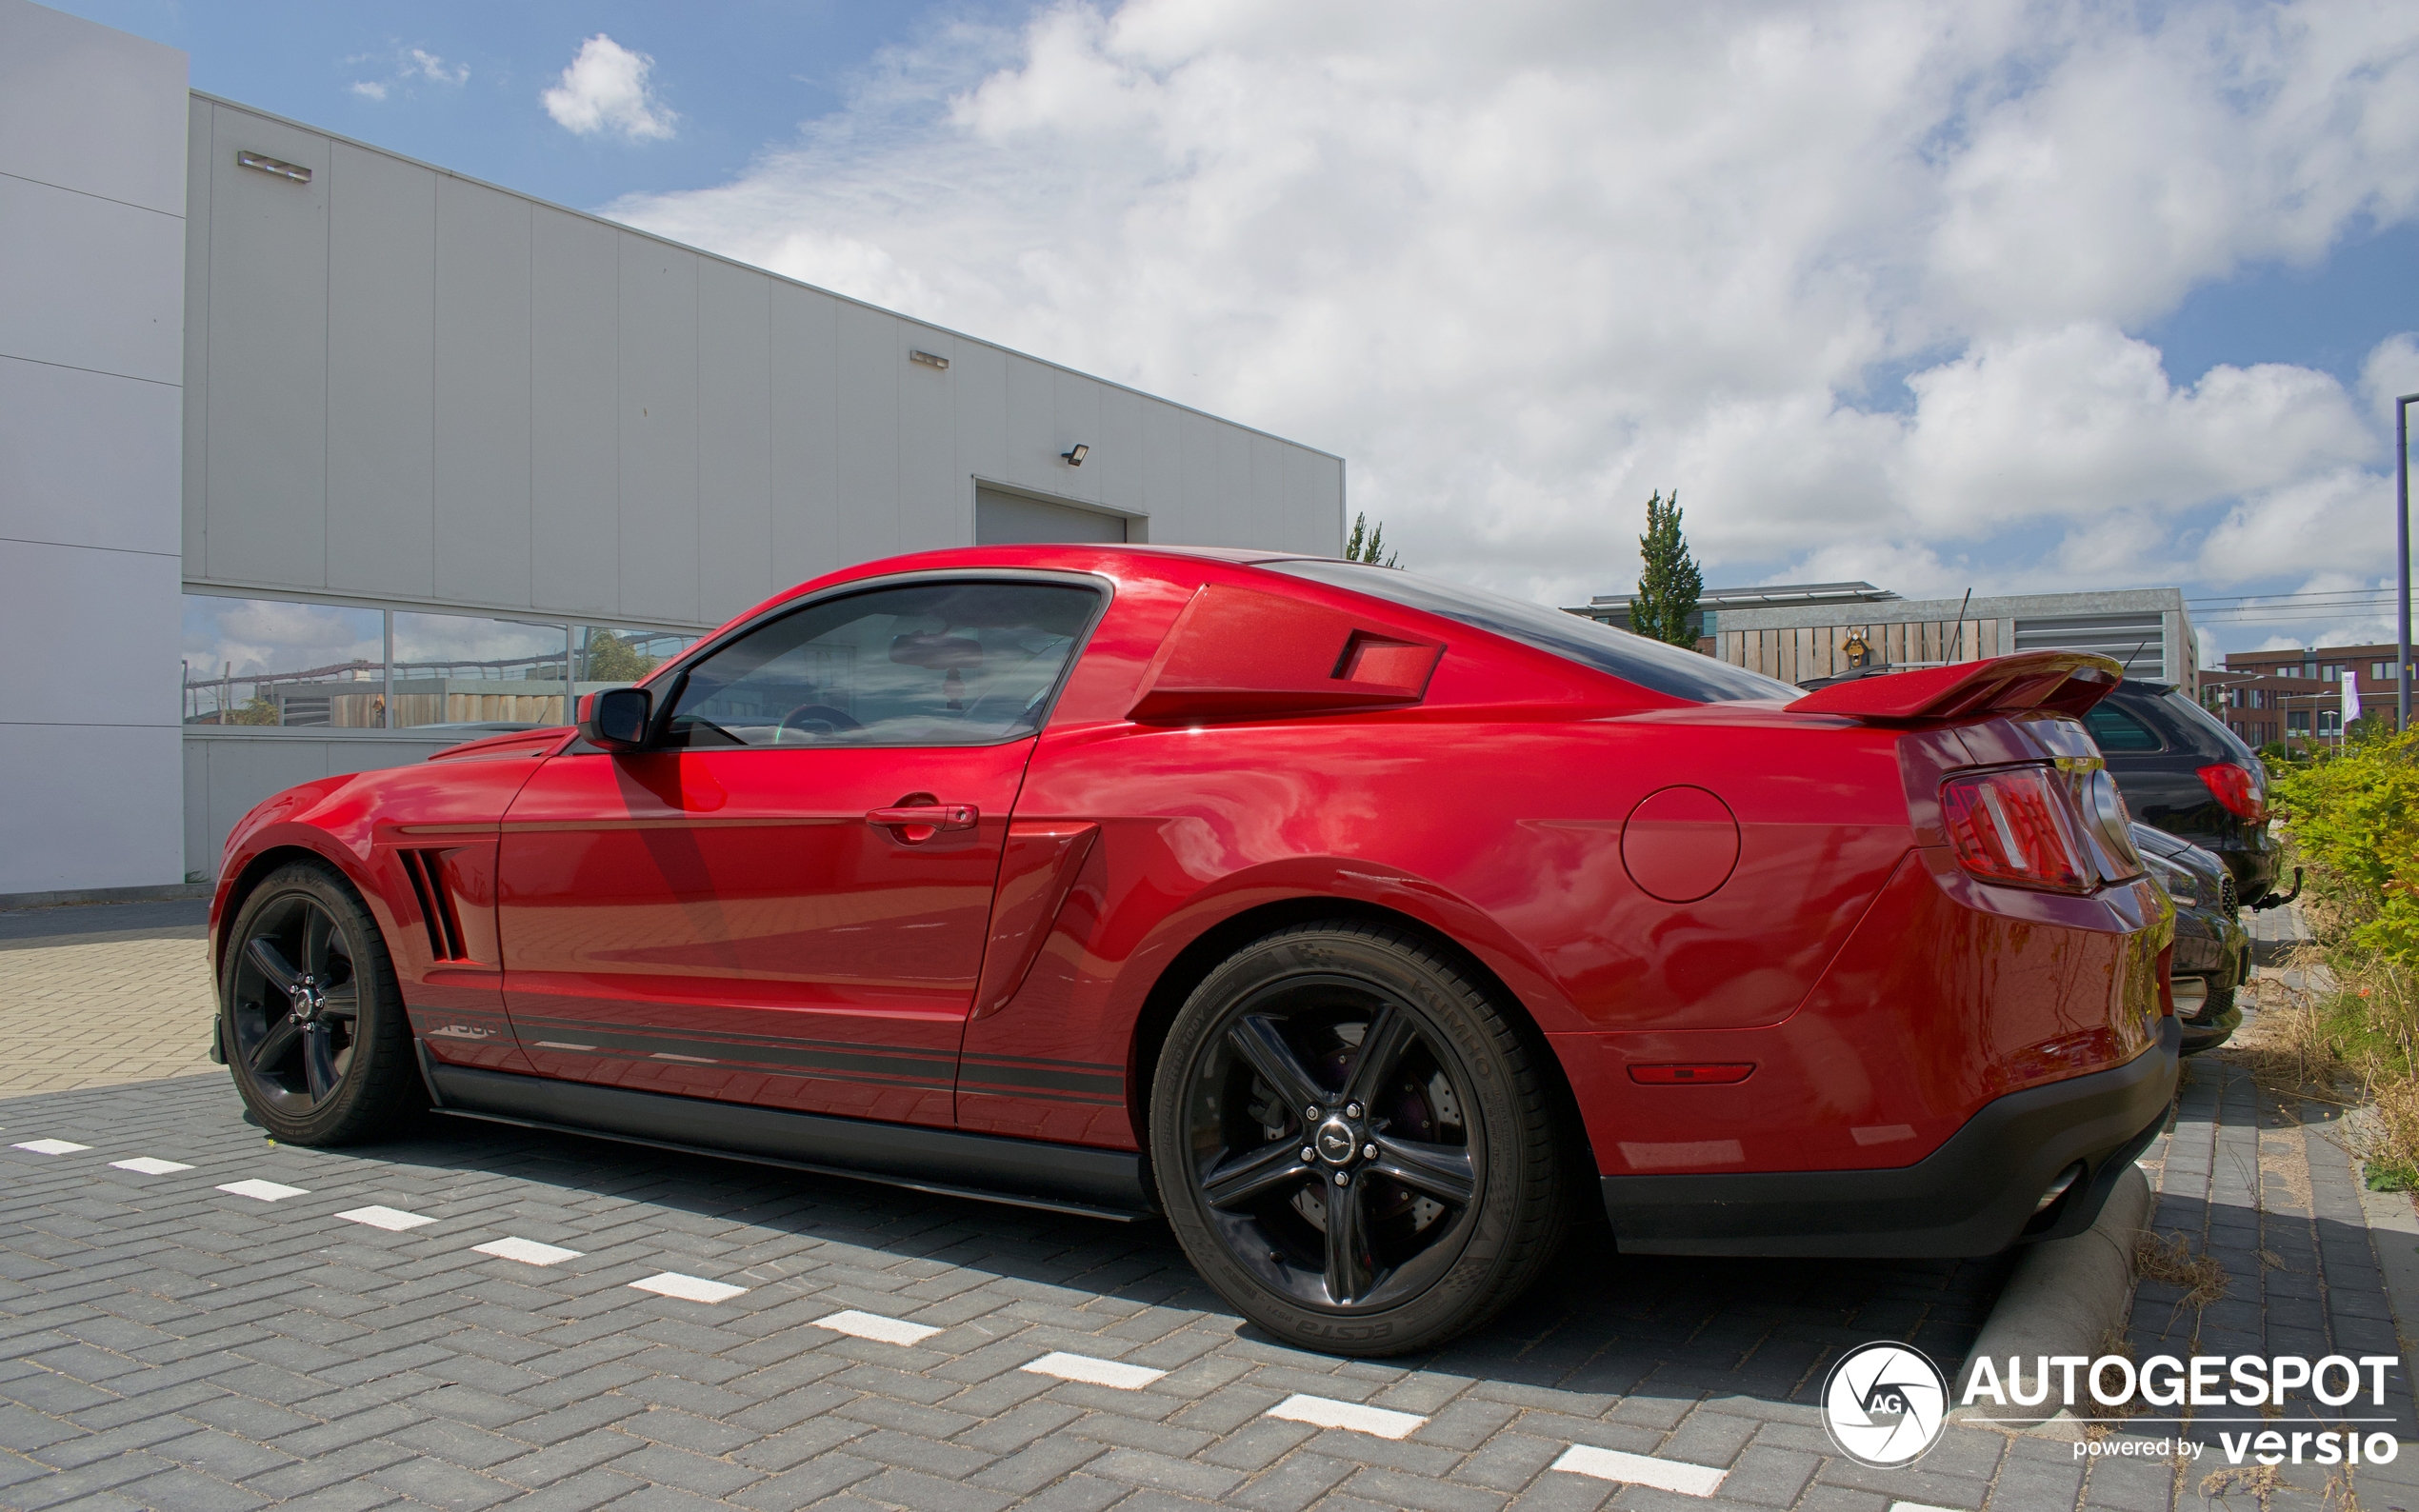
[{"x1": 2084, "y1": 680, "x2": 2283, "y2": 905}]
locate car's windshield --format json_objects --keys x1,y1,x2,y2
[{"x1": 1262, "y1": 560, "x2": 1798, "y2": 704}]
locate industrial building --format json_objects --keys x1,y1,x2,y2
[
  {"x1": 2, "y1": 0, "x2": 1345, "y2": 905},
  {"x1": 1572, "y1": 582, "x2": 2196, "y2": 693}
]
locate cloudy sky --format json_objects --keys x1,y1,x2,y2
[{"x1": 65, "y1": 0, "x2": 2419, "y2": 660}]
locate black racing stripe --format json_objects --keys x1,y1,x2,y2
[
  {"x1": 954, "y1": 1061, "x2": 1125, "y2": 1096},
  {"x1": 511, "y1": 1021, "x2": 954, "y2": 1084}
]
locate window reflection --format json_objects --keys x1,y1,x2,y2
[
  {"x1": 574, "y1": 626, "x2": 700, "y2": 692},
  {"x1": 182, "y1": 595, "x2": 387, "y2": 727},
  {"x1": 391, "y1": 613, "x2": 570, "y2": 729}
]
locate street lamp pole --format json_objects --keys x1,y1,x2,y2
[{"x1": 2401, "y1": 392, "x2": 2417, "y2": 732}]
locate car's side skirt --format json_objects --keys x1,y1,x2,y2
[{"x1": 422, "y1": 1058, "x2": 1155, "y2": 1224}]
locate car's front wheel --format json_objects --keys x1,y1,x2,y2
[
  {"x1": 221, "y1": 860, "x2": 422, "y2": 1144},
  {"x1": 1150, "y1": 922, "x2": 1569, "y2": 1356}
]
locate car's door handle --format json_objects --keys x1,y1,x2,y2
[{"x1": 865, "y1": 804, "x2": 978, "y2": 841}]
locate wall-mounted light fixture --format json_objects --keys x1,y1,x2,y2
[
  {"x1": 237, "y1": 150, "x2": 311, "y2": 184},
  {"x1": 909, "y1": 349, "x2": 950, "y2": 370},
  {"x1": 1061, "y1": 444, "x2": 1090, "y2": 467}
]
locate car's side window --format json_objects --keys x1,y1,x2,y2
[
  {"x1": 660, "y1": 580, "x2": 1099, "y2": 749},
  {"x1": 2084, "y1": 703, "x2": 2163, "y2": 753}
]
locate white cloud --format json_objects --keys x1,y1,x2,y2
[
  {"x1": 347, "y1": 45, "x2": 469, "y2": 103},
  {"x1": 543, "y1": 34, "x2": 678, "y2": 142},
  {"x1": 600, "y1": 0, "x2": 2419, "y2": 623}
]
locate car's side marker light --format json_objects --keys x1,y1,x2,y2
[{"x1": 1628, "y1": 1064, "x2": 1753, "y2": 1084}]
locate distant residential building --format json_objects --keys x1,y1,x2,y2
[{"x1": 2211, "y1": 643, "x2": 2415, "y2": 747}]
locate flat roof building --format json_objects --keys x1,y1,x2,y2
[{"x1": 3, "y1": 0, "x2": 1345, "y2": 904}]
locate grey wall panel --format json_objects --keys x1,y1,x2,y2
[
  {"x1": 1090, "y1": 385, "x2": 1143, "y2": 535},
  {"x1": 0, "y1": 355, "x2": 181, "y2": 553},
  {"x1": 1288, "y1": 447, "x2": 1343, "y2": 554},
  {"x1": 616, "y1": 234, "x2": 699, "y2": 625},
  {"x1": 832, "y1": 302, "x2": 900, "y2": 566},
  {"x1": 181, "y1": 93, "x2": 210, "y2": 571},
  {"x1": 530, "y1": 206, "x2": 618, "y2": 618},
  {"x1": 1141, "y1": 399, "x2": 1187, "y2": 542},
  {"x1": 1180, "y1": 408, "x2": 1222, "y2": 546},
  {"x1": 0, "y1": 172, "x2": 184, "y2": 384},
  {"x1": 1003, "y1": 355, "x2": 1055, "y2": 495},
  {"x1": 897, "y1": 326, "x2": 956, "y2": 553},
  {"x1": 433, "y1": 176, "x2": 533, "y2": 609},
  {"x1": 182, "y1": 733, "x2": 208, "y2": 881},
  {"x1": 696, "y1": 259, "x2": 773, "y2": 623},
  {"x1": 768, "y1": 282, "x2": 839, "y2": 591},
  {"x1": 1217, "y1": 425, "x2": 1254, "y2": 547},
  {"x1": 1050, "y1": 368, "x2": 1105, "y2": 507},
  {"x1": 202, "y1": 106, "x2": 329, "y2": 587},
  {"x1": 1250, "y1": 432, "x2": 1289, "y2": 551},
  {"x1": 950, "y1": 341, "x2": 1009, "y2": 535},
  {"x1": 0, "y1": 0, "x2": 188, "y2": 215},
  {"x1": 326, "y1": 141, "x2": 435, "y2": 598},
  {"x1": 1, "y1": 725, "x2": 183, "y2": 893}
]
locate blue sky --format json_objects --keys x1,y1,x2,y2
[{"x1": 52, "y1": 1, "x2": 2419, "y2": 660}]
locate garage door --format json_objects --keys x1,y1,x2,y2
[{"x1": 975, "y1": 488, "x2": 1128, "y2": 545}]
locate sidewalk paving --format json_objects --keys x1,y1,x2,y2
[
  {"x1": 4, "y1": 899, "x2": 2417, "y2": 1510},
  {"x1": 0, "y1": 902, "x2": 215, "y2": 1098}
]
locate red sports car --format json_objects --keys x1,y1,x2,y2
[{"x1": 210, "y1": 546, "x2": 2177, "y2": 1354}]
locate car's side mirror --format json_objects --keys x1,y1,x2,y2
[{"x1": 582, "y1": 686, "x2": 653, "y2": 752}]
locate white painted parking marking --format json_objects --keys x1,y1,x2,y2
[
  {"x1": 334, "y1": 1205, "x2": 435, "y2": 1232},
  {"x1": 109, "y1": 1157, "x2": 191, "y2": 1174},
  {"x1": 1551, "y1": 1444, "x2": 1727, "y2": 1498},
  {"x1": 1021, "y1": 1351, "x2": 1166, "y2": 1389},
  {"x1": 630, "y1": 1271, "x2": 748, "y2": 1303},
  {"x1": 1888, "y1": 1503, "x2": 1969, "y2": 1512},
  {"x1": 216, "y1": 1179, "x2": 308, "y2": 1201},
  {"x1": 13, "y1": 1140, "x2": 91, "y2": 1155},
  {"x1": 811, "y1": 1309, "x2": 941, "y2": 1346},
  {"x1": 1265, "y1": 1394, "x2": 1428, "y2": 1440},
  {"x1": 474, "y1": 1237, "x2": 583, "y2": 1266}
]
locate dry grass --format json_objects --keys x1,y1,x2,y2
[
  {"x1": 2134, "y1": 1230, "x2": 2229, "y2": 1308},
  {"x1": 2200, "y1": 1462, "x2": 2284, "y2": 1509}
]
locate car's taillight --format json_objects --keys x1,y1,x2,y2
[
  {"x1": 2197, "y1": 763, "x2": 2268, "y2": 824},
  {"x1": 1940, "y1": 766, "x2": 2093, "y2": 893}
]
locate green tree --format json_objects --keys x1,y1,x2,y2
[
  {"x1": 1630, "y1": 489, "x2": 1703, "y2": 647},
  {"x1": 582, "y1": 631, "x2": 659, "y2": 683},
  {"x1": 1345, "y1": 511, "x2": 1399, "y2": 567}
]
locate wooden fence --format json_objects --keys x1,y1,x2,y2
[{"x1": 1717, "y1": 619, "x2": 1998, "y2": 686}]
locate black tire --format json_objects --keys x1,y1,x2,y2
[
  {"x1": 220, "y1": 860, "x2": 423, "y2": 1144},
  {"x1": 1149, "y1": 922, "x2": 1569, "y2": 1356}
]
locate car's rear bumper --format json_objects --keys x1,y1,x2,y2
[{"x1": 1600, "y1": 1015, "x2": 2179, "y2": 1257}]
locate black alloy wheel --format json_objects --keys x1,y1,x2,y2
[
  {"x1": 222, "y1": 861, "x2": 421, "y2": 1144},
  {"x1": 1151, "y1": 923, "x2": 1569, "y2": 1356}
]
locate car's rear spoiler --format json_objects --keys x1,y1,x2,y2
[{"x1": 1785, "y1": 650, "x2": 2125, "y2": 723}]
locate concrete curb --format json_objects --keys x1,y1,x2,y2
[{"x1": 1946, "y1": 1164, "x2": 2152, "y2": 1438}]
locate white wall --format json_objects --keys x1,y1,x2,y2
[
  {"x1": 183, "y1": 96, "x2": 1346, "y2": 633},
  {"x1": 0, "y1": 0, "x2": 188, "y2": 897}
]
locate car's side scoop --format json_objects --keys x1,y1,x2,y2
[{"x1": 1127, "y1": 583, "x2": 1445, "y2": 725}]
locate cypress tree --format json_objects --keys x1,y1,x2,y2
[
  {"x1": 1345, "y1": 511, "x2": 1399, "y2": 567},
  {"x1": 1631, "y1": 490, "x2": 1703, "y2": 647}
]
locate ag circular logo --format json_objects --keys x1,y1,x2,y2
[{"x1": 1821, "y1": 1342, "x2": 1948, "y2": 1467}]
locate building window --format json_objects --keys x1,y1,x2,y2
[
  {"x1": 2288, "y1": 710, "x2": 2311, "y2": 734},
  {"x1": 574, "y1": 626, "x2": 702, "y2": 688},
  {"x1": 2319, "y1": 709, "x2": 2342, "y2": 734},
  {"x1": 391, "y1": 612, "x2": 570, "y2": 729},
  {"x1": 183, "y1": 594, "x2": 704, "y2": 732},
  {"x1": 183, "y1": 595, "x2": 387, "y2": 727}
]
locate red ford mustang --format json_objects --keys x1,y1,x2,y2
[{"x1": 210, "y1": 545, "x2": 2177, "y2": 1353}]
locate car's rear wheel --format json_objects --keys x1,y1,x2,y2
[
  {"x1": 221, "y1": 861, "x2": 422, "y2": 1144},
  {"x1": 1150, "y1": 922, "x2": 1569, "y2": 1356}
]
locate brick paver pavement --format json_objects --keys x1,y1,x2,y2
[
  {"x1": 0, "y1": 1075, "x2": 2025, "y2": 1512},
  {"x1": 0, "y1": 904, "x2": 215, "y2": 1097},
  {"x1": 5, "y1": 902, "x2": 2416, "y2": 1511}
]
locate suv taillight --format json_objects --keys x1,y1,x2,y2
[
  {"x1": 1941, "y1": 766, "x2": 2093, "y2": 894},
  {"x1": 2197, "y1": 763, "x2": 2268, "y2": 823}
]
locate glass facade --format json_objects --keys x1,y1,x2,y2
[{"x1": 183, "y1": 594, "x2": 700, "y2": 731}]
